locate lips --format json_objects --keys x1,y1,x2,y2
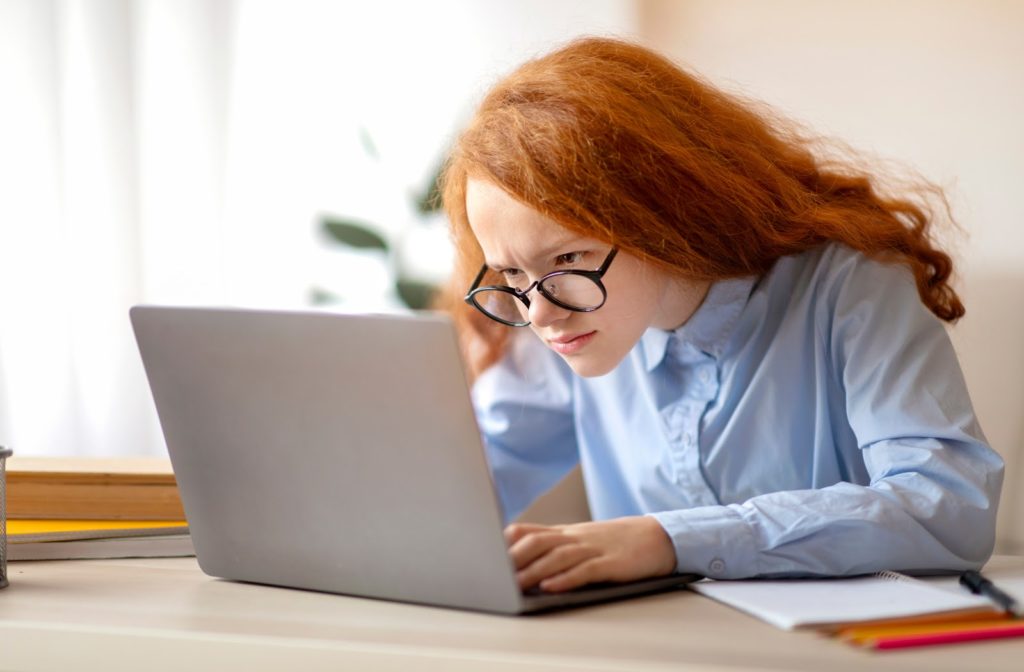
[{"x1": 547, "y1": 331, "x2": 596, "y2": 355}]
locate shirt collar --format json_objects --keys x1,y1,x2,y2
[{"x1": 639, "y1": 275, "x2": 758, "y2": 372}]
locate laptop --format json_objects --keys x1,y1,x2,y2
[{"x1": 130, "y1": 306, "x2": 698, "y2": 614}]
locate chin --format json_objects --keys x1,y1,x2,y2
[{"x1": 561, "y1": 354, "x2": 619, "y2": 378}]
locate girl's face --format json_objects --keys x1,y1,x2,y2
[{"x1": 466, "y1": 178, "x2": 709, "y2": 377}]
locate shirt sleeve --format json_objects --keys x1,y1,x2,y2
[
  {"x1": 651, "y1": 254, "x2": 1004, "y2": 579},
  {"x1": 472, "y1": 331, "x2": 580, "y2": 524}
]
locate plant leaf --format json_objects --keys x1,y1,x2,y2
[
  {"x1": 309, "y1": 286, "x2": 342, "y2": 305},
  {"x1": 321, "y1": 217, "x2": 389, "y2": 251},
  {"x1": 396, "y1": 278, "x2": 438, "y2": 310}
]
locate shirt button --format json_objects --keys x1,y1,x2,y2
[
  {"x1": 709, "y1": 558, "x2": 726, "y2": 574},
  {"x1": 683, "y1": 433, "x2": 695, "y2": 447},
  {"x1": 699, "y1": 368, "x2": 712, "y2": 384}
]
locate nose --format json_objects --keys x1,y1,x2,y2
[{"x1": 527, "y1": 292, "x2": 570, "y2": 328}]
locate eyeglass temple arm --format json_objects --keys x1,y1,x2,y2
[
  {"x1": 598, "y1": 248, "x2": 618, "y2": 274},
  {"x1": 465, "y1": 264, "x2": 489, "y2": 300}
]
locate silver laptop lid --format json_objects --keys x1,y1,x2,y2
[{"x1": 131, "y1": 306, "x2": 524, "y2": 613}]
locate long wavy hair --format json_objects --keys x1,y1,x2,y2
[{"x1": 439, "y1": 36, "x2": 963, "y2": 377}]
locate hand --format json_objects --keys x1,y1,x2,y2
[{"x1": 504, "y1": 516, "x2": 677, "y2": 593}]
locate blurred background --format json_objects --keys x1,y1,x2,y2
[{"x1": 1, "y1": 0, "x2": 1021, "y2": 552}]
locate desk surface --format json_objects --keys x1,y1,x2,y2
[{"x1": 1, "y1": 556, "x2": 1022, "y2": 672}]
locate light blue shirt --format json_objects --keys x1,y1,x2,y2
[{"x1": 472, "y1": 244, "x2": 1004, "y2": 579}]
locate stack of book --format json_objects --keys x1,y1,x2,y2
[{"x1": 4, "y1": 457, "x2": 193, "y2": 561}]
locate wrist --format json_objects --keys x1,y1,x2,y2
[{"x1": 640, "y1": 515, "x2": 678, "y2": 575}]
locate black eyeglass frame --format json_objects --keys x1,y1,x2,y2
[{"x1": 464, "y1": 248, "x2": 619, "y2": 327}]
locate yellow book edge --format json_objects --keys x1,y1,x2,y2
[{"x1": 7, "y1": 519, "x2": 189, "y2": 543}]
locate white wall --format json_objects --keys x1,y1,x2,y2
[{"x1": 637, "y1": 0, "x2": 1024, "y2": 552}]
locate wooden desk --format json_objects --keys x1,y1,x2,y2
[{"x1": 1, "y1": 556, "x2": 1021, "y2": 671}]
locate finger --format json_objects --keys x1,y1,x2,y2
[
  {"x1": 503, "y1": 522, "x2": 552, "y2": 546},
  {"x1": 508, "y1": 530, "x2": 572, "y2": 570},
  {"x1": 517, "y1": 544, "x2": 600, "y2": 591},
  {"x1": 539, "y1": 557, "x2": 606, "y2": 593}
]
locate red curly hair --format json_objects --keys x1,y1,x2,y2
[{"x1": 440, "y1": 37, "x2": 963, "y2": 377}]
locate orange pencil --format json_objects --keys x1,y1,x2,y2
[{"x1": 840, "y1": 614, "x2": 1016, "y2": 645}]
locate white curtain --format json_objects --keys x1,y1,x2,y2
[
  {"x1": 0, "y1": 0, "x2": 635, "y2": 457},
  {"x1": 1, "y1": 0, "x2": 158, "y2": 457}
]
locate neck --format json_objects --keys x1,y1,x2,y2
[{"x1": 654, "y1": 278, "x2": 711, "y2": 331}]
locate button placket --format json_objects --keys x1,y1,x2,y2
[
  {"x1": 662, "y1": 402, "x2": 710, "y2": 501},
  {"x1": 661, "y1": 340, "x2": 721, "y2": 506}
]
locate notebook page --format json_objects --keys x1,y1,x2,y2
[{"x1": 691, "y1": 574, "x2": 997, "y2": 630}]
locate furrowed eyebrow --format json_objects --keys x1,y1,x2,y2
[
  {"x1": 483, "y1": 240, "x2": 587, "y2": 273},
  {"x1": 484, "y1": 261, "x2": 517, "y2": 273}
]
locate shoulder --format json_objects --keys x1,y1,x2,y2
[
  {"x1": 815, "y1": 245, "x2": 925, "y2": 322},
  {"x1": 768, "y1": 243, "x2": 914, "y2": 299},
  {"x1": 764, "y1": 244, "x2": 922, "y2": 324},
  {"x1": 786, "y1": 245, "x2": 948, "y2": 376},
  {"x1": 746, "y1": 244, "x2": 934, "y2": 364},
  {"x1": 820, "y1": 244, "x2": 916, "y2": 294}
]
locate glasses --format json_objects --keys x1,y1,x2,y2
[{"x1": 464, "y1": 248, "x2": 618, "y2": 327}]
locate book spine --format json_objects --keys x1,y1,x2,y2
[{"x1": 6, "y1": 482, "x2": 185, "y2": 520}]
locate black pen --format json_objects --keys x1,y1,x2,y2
[{"x1": 960, "y1": 570, "x2": 1022, "y2": 617}]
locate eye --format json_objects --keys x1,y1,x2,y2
[
  {"x1": 554, "y1": 251, "x2": 585, "y2": 267},
  {"x1": 501, "y1": 268, "x2": 523, "y2": 281}
]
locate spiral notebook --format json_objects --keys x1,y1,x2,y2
[{"x1": 691, "y1": 571, "x2": 1000, "y2": 630}]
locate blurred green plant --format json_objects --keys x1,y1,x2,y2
[{"x1": 312, "y1": 135, "x2": 448, "y2": 311}]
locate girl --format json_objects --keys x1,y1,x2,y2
[{"x1": 439, "y1": 37, "x2": 1003, "y2": 593}]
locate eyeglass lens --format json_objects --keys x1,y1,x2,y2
[
  {"x1": 473, "y1": 273, "x2": 605, "y2": 324},
  {"x1": 473, "y1": 289, "x2": 528, "y2": 325}
]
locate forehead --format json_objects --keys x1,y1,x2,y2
[{"x1": 465, "y1": 178, "x2": 587, "y2": 263}]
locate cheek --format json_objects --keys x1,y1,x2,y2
[{"x1": 606, "y1": 277, "x2": 666, "y2": 324}]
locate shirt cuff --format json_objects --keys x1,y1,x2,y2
[{"x1": 648, "y1": 505, "x2": 759, "y2": 579}]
